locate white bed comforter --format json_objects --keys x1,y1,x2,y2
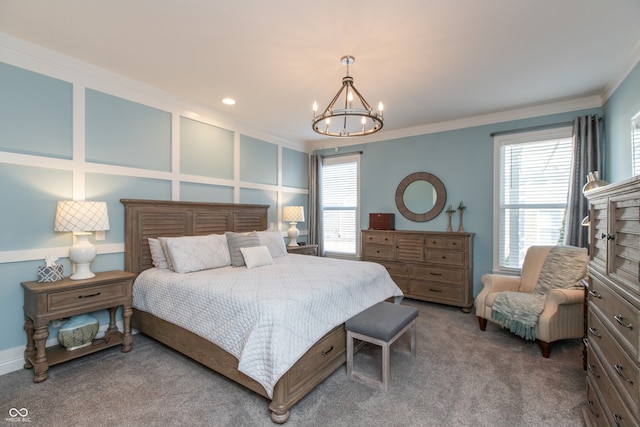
[{"x1": 132, "y1": 254, "x2": 403, "y2": 397}]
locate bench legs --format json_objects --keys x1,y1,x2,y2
[{"x1": 347, "y1": 319, "x2": 417, "y2": 391}]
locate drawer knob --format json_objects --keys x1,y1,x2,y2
[
  {"x1": 429, "y1": 288, "x2": 442, "y2": 293},
  {"x1": 429, "y1": 272, "x2": 443, "y2": 276},
  {"x1": 614, "y1": 364, "x2": 633, "y2": 385},
  {"x1": 606, "y1": 234, "x2": 615, "y2": 241},
  {"x1": 588, "y1": 290, "x2": 601, "y2": 299},
  {"x1": 614, "y1": 315, "x2": 633, "y2": 330},
  {"x1": 78, "y1": 292, "x2": 101, "y2": 299},
  {"x1": 586, "y1": 400, "x2": 598, "y2": 416},
  {"x1": 588, "y1": 327, "x2": 601, "y2": 338}
]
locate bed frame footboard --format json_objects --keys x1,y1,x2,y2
[{"x1": 132, "y1": 309, "x2": 347, "y2": 423}]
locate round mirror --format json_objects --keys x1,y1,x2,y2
[
  {"x1": 395, "y1": 172, "x2": 446, "y2": 222},
  {"x1": 403, "y1": 180, "x2": 436, "y2": 214}
]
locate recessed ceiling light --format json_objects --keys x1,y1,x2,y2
[{"x1": 222, "y1": 98, "x2": 236, "y2": 105}]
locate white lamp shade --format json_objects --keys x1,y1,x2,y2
[
  {"x1": 283, "y1": 206, "x2": 305, "y2": 223},
  {"x1": 55, "y1": 201, "x2": 110, "y2": 232}
]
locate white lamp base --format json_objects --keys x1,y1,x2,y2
[
  {"x1": 69, "y1": 233, "x2": 97, "y2": 280},
  {"x1": 287, "y1": 222, "x2": 300, "y2": 247}
]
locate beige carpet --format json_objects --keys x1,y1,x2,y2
[{"x1": 0, "y1": 299, "x2": 586, "y2": 426}]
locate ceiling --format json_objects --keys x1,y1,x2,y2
[{"x1": 1, "y1": 1, "x2": 640, "y2": 146}]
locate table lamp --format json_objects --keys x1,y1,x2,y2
[
  {"x1": 283, "y1": 206, "x2": 305, "y2": 247},
  {"x1": 54, "y1": 201, "x2": 110, "y2": 280}
]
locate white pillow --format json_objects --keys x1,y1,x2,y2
[
  {"x1": 148, "y1": 238, "x2": 169, "y2": 269},
  {"x1": 164, "y1": 234, "x2": 231, "y2": 273},
  {"x1": 240, "y1": 245, "x2": 273, "y2": 269},
  {"x1": 257, "y1": 230, "x2": 288, "y2": 258},
  {"x1": 157, "y1": 237, "x2": 175, "y2": 271}
]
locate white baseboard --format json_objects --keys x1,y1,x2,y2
[{"x1": 0, "y1": 320, "x2": 130, "y2": 377}]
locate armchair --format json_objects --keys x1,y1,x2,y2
[{"x1": 476, "y1": 245, "x2": 588, "y2": 357}]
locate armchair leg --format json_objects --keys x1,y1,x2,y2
[
  {"x1": 477, "y1": 316, "x2": 487, "y2": 331},
  {"x1": 538, "y1": 340, "x2": 551, "y2": 358}
]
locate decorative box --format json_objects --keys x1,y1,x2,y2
[
  {"x1": 369, "y1": 213, "x2": 395, "y2": 230},
  {"x1": 58, "y1": 314, "x2": 99, "y2": 351},
  {"x1": 38, "y1": 264, "x2": 64, "y2": 283}
]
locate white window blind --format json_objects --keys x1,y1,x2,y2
[
  {"x1": 632, "y1": 112, "x2": 640, "y2": 176},
  {"x1": 494, "y1": 127, "x2": 573, "y2": 271},
  {"x1": 321, "y1": 154, "x2": 360, "y2": 255}
]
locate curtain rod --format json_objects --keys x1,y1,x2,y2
[
  {"x1": 320, "y1": 150, "x2": 363, "y2": 158},
  {"x1": 490, "y1": 121, "x2": 574, "y2": 138}
]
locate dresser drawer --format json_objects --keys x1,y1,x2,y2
[
  {"x1": 48, "y1": 282, "x2": 128, "y2": 313},
  {"x1": 425, "y1": 250, "x2": 464, "y2": 266},
  {"x1": 362, "y1": 232, "x2": 394, "y2": 246},
  {"x1": 589, "y1": 274, "x2": 639, "y2": 362},
  {"x1": 588, "y1": 309, "x2": 639, "y2": 416},
  {"x1": 377, "y1": 261, "x2": 408, "y2": 277},
  {"x1": 584, "y1": 376, "x2": 606, "y2": 425},
  {"x1": 425, "y1": 235, "x2": 466, "y2": 250},
  {"x1": 587, "y1": 341, "x2": 638, "y2": 426},
  {"x1": 363, "y1": 244, "x2": 394, "y2": 260},
  {"x1": 410, "y1": 265, "x2": 464, "y2": 285},
  {"x1": 408, "y1": 279, "x2": 464, "y2": 302}
]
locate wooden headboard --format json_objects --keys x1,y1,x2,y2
[{"x1": 121, "y1": 199, "x2": 269, "y2": 275}]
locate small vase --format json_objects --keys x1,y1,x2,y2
[
  {"x1": 446, "y1": 212, "x2": 453, "y2": 232},
  {"x1": 458, "y1": 210, "x2": 465, "y2": 233}
]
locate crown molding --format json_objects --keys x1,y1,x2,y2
[
  {"x1": 309, "y1": 95, "x2": 602, "y2": 152},
  {"x1": 601, "y1": 39, "x2": 640, "y2": 102}
]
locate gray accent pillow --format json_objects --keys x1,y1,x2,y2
[
  {"x1": 533, "y1": 245, "x2": 588, "y2": 295},
  {"x1": 226, "y1": 231, "x2": 260, "y2": 267}
]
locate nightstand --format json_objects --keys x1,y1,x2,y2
[
  {"x1": 21, "y1": 270, "x2": 135, "y2": 383},
  {"x1": 286, "y1": 244, "x2": 318, "y2": 256}
]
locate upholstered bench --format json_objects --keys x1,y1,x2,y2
[{"x1": 345, "y1": 301, "x2": 418, "y2": 391}]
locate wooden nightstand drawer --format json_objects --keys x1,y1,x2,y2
[{"x1": 48, "y1": 281, "x2": 128, "y2": 312}]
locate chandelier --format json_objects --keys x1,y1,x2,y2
[{"x1": 312, "y1": 56, "x2": 384, "y2": 137}]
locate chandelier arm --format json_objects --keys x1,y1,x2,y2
[
  {"x1": 323, "y1": 84, "x2": 347, "y2": 115},
  {"x1": 348, "y1": 84, "x2": 373, "y2": 112}
]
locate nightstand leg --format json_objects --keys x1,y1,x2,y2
[
  {"x1": 122, "y1": 306, "x2": 132, "y2": 353},
  {"x1": 23, "y1": 315, "x2": 35, "y2": 369},
  {"x1": 32, "y1": 326, "x2": 49, "y2": 383},
  {"x1": 107, "y1": 307, "x2": 118, "y2": 334}
]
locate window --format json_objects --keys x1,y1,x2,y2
[
  {"x1": 493, "y1": 127, "x2": 573, "y2": 272},
  {"x1": 632, "y1": 111, "x2": 640, "y2": 176},
  {"x1": 321, "y1": 154, "x2": 360, "y2": 256}
]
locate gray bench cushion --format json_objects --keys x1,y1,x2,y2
[{"x1": 346, "y1": 302, "x2": 418, "y2": 342}]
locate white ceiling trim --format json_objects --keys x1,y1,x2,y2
[{"x1": 309, "y1": 94, "x2": 603, "y2": 152}]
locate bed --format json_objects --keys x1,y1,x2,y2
[{"x1": 121, "y1": 199, "x2": 402, "y2": 423}]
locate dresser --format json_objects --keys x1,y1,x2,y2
[
  {"x1": 584, "y1": 176, "x2": 640, "y2": 426},
  {"x1": 361, "y1": 230, "x2": 474, "y2": 312}
]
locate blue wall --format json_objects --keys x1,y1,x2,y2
[
  {"x1": 603, "y1": 61, "x2": 640, "y2": 183},
  {"x1": 0, "y1": 58, "x2": 308, "y2": 356},
  {"x1": 316, "y1": 108, "x2": 604, "y2": 298}
]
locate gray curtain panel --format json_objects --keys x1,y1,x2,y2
[
  {"x1": 565, "y1": 114, "x2": 603, "y2": 247},
  {"x1": 308, "y1": 154, "x2": 324, "y2": 255}
]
